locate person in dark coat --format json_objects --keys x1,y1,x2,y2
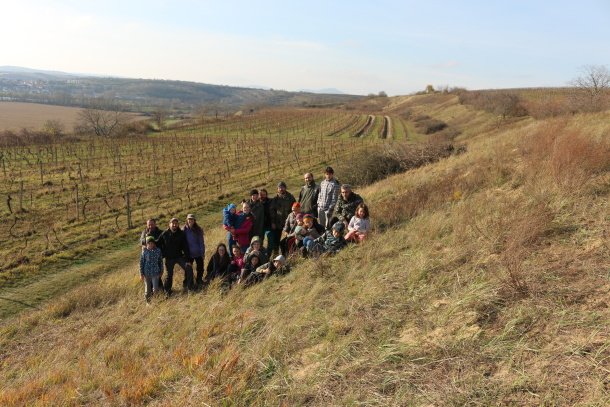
[{"x1": 157, "y1": 218, "x2": 194, "y2": 297}]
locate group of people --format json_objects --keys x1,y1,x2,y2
[{"x1": 138, "y1": 166, "x2": 371, "y2": 303}]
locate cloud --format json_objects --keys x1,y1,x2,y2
[{"x1": 62, "y1": 14, "x2": 96, "y2": 30}]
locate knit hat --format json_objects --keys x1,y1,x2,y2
[
  {"x1": 277, "y1": 181, "x2": 287, "y2": 188},
  {"x1": 295, "y1": 213, "x2": 304, "y2": 220},
  {"x1": 332, "y1": 222, "x2": 345, "y2": 232},
  {"x1": 250, "y1": 189, "x2": 259, "y2": 196},
  {"x1": 227, "y1": 203, "x2": 237, "y2": 211},
  {"x1": 292, "y1": 202, "x2": 301, "y2": 208},
  {"x1": 250, "y1": 236, "x2": 261, "y2": 245},
  {"x1": 273, "y1": 255, "x2": 286, "y2": 265},
  {"x1": 294, "y1": 226, "x2": 305, "y2": 239},
  {"x1": 303, "y1": 214, "x2": 314, "y2": 221},
  {"x1": 186, "y1": 213, "x2": 196, "y2": 220},
  {"x1": 146, "y1": 236, "x2": 156, "y2": 243}
]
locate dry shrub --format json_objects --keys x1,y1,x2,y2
[
  {"x1": 466, "y1": 196, "x2": 555, "y2": 294},
  {"x1": 414, "y1": 118, "x2": 448, "y2": 134},
  {"x1": 337, "y1": 139, "x2": 456, "y2": 188},
  {"x1": 524, "y1": 98, "x2": 570, "y2": 119},
  {"x1": 521, "y1": 121, "x2": 610, "y2": 191}
]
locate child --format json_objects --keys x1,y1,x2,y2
[
  {"x1": 222, "y1": 203, "x2": 239, "y2": 257},
  {"x1": 139, "y1": 236, "x2": 164, "y2": 303},
  {"x1": 345, "y1": 203, "x2": 370, "y2": 243},
  {"x1": 238, "y1": 252, "x2": 261, "y2": 284},
  {"x1": 300, "y1": 214, "x2": 324, "y2": 256},
  {"x1": 243, "y1": 255, "x2": 290, "y2": 287},
  {"x1": 309, "y1": 221, "x2": 348, "y2": 255},
  {"x1": 227, "y1": 246, "x2": 245, "y2": 283},
  {"x1": 244, "y1": 236, "x2": 269, "y2": 265}
]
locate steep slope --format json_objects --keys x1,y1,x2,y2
[{"x1": 2, "y1": 99, "x2": 610, "y2": 405}]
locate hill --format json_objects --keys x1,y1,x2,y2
[
  {"x1": 2, "y1": 94, "x2": 610, "y2": 405},
  {"x1": 0, "y1": 67, "x2": 362, "y2": 111}
]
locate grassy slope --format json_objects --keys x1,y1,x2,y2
[{"x1": 3, "y1": 95, "x2": 610, "y2": 405}]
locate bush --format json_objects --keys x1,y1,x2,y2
[{"x1": 336, "y1": 139, "x2": 457, "y2": 187}]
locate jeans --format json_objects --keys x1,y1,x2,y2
[
  {"x1": 164, "y1": 257, "x2": 194, "y2": 293},
  {"x1": 144, "y1": 274, "x2": 160, "y2": 301}
]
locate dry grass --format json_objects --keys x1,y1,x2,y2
[{"x1": 3, "y1": 101, "x2": 610, "y2": 405}]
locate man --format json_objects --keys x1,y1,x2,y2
[
  {"x1": 247, "y1": 189, "x2": 264, "y2": 241},
  {"x1": 157, "y1": 218, "x2": 194, "y2": 297},
  {"x1": 317, "y1": 166, "x2": 341, "y2": 229},
  {"x1": 140, "y1": 218, "x2": 163, "y2": 250},
  {"x1": 259, "y1": 189, "x2": 274, "y2": 251},
  {"x1": 330, "y1": 184, "x2": 364, "y2": 230},
  {"x1": 139, "y1": 218, "x2": 164, "y2": 290},
  {"x1": 298, "y1": 172, "x2": 320, "y2": 216},
  {"x1": 269, "y1": 181, "x2": 296, "y2": 255}
]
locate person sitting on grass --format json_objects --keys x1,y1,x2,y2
[
  {"x1": 244, "y1": 236, "x2": 269, "y2": 266},
  {"x1": 226, "y1": 245, "x2": 246, "y2": 284},
  {"x1": 205, "y1": 243, "x2": 232, "y2": 285},
  {"x1": 344, "y1": 203, "x2": 370, "y2": 243},
  {"x1": 243, "y1": 255, "x2": 290, "y2": 287},
  {"x1": 308, "y1": 221, "x2": 348, "y2": 256},
  {"x1": 298, "y1": 213, "x2": 324, "y2": 256},
  {"x1": 237, "y1": 252, "x2": 261, "y2": 285},
  {"x1": 139, "y1": 236, "x2": 164, "y2": 304}
]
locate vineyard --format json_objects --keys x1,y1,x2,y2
[{"x1": 0, "y1": 107, "x2": 402, "y2": 290}]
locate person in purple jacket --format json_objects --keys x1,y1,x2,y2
[{"x1": 182, "y1": 214, "x2": 206, "y2": 288}]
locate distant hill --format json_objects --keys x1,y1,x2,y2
[{"x1": 0, "y1": 66, "x2": 361, "y2": 111}]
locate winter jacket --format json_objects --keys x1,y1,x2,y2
[
  {"x1": 269, "y1": 192, "x2": 296, "y2": 228},
  {"x1": 182, "y1": 224, "x2": 205, "y2": 258},
  {"x1": 260, "y1": 198, "x2": 272, "y2": 228},
  {"x1": 140, "y1": 226, "x2": 163, "y2": 247},
  {"x1": 314, "y1": 230, "x2": 347, "y2": 254},
  {"x1": 140, "y1": 246, "x2": 164, "y2": 276},
  {"x1": 334, "y1": 192, "x2": 364, "y2": 224},
  {"x1": 283, "y1": 212, "x2": 300, "y2": 235},
  {"x1": 247, "y1": 199, "x2": 265, "y2": 239},
  {"x1": 233, "y1": 211, "x2": 254, "y2": 246},
  {"x1": 206, "y1": 252, "x2": 231, "y2": 278},
  {"x1": 157, "y1": 228, "x2": 191, "y2": 260},
  {"x1": 298, "y1": 182, "x2": 320, "y2": 215}
]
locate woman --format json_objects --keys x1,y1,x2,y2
[
  {"x1": 205, "y1": 243, "x2": 231, "y2": 284},
  {"x1": 182, "y1": 214, "x2": 206, "y2": 287},
  {"x1": 233, "y1": 202, "x2": 254, "y2": 252}
]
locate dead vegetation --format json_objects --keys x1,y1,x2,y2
[{"x1": 2, "y1": 101, "x2": 610, "y2": 405}]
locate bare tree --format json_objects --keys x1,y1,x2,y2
[
  {"x1": 567, "y1": 64, "x2": 610, "y2": 112},
  {"x1": 75, "y1": 98, "x2": 128, "y2": 137},
  {"x1": 151, "y1": 107, "x2": 169, "y2": 130}
]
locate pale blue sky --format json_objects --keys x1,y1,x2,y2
[{"x1": 2, "y1": 0, "x2": 609, "y2": 95}]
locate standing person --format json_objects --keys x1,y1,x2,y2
[
  {"x1": 157, "y1": 218, "x2": 194, "y2": 298},
  {"x1": 182, "y1": 214, "x2": 206, "y2": 288},
  {"x1": 234, "y1": 202, "x2": 254, "y2": 253},
  {"x1": 247, "y1": 189, "x2": 265, "y2": 241},
  {"x1": 139, "y1": 218, "x2": 164, "y2": 290},
  {"x1": 139, "y1": 236, "x2": 164, "y2": 304},
  {"x1": 345, "y1": 203, "x2": 371, "y2": 243},
  {"x1": 317, "y1": 166, "x2": 341, "y2": 230},
  {"x1": 330, "y1": 184, "x2": 364, "y2": 230},
  {"x1": 222, "y1": 203, "x2": 239, "y2": 258},
  {"x1": 140, "y1": 218, "x2": 163, "y2": 250},
  {"x1": 259, "y1": 189, "x2": 274, "y2": 250},
  {"x1": 298, "y1": 172, "x2": 320, "y2": 216},
  {"x1": 269, "y1": 181, "x2": 296, "y2": 255}
]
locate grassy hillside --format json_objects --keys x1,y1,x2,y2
[{"x1": 3, "y1": 95, "x2": 610, "y2": 405}]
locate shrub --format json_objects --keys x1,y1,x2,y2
[{"x1": 336, "y1": 139, "x2": 457, "y2": 188}]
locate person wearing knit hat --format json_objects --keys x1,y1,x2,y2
[
  {"x1": 242, "y1": 252, "x2": 291, "y2": 287},
  {"x1": 140, "y1": 234, "x2": 164, "y2": 303}
]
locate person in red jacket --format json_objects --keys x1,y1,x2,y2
[{"x1": 234, "y1": 202, "x2": 254, "y2": 252}]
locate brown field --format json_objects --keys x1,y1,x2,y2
[{"x1": 0, "y1": 102, "x2": 144, "y2": 131}]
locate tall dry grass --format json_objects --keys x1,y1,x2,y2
[{"x1": 3, "y1": 108, "x2": 610, "y2": 405}]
